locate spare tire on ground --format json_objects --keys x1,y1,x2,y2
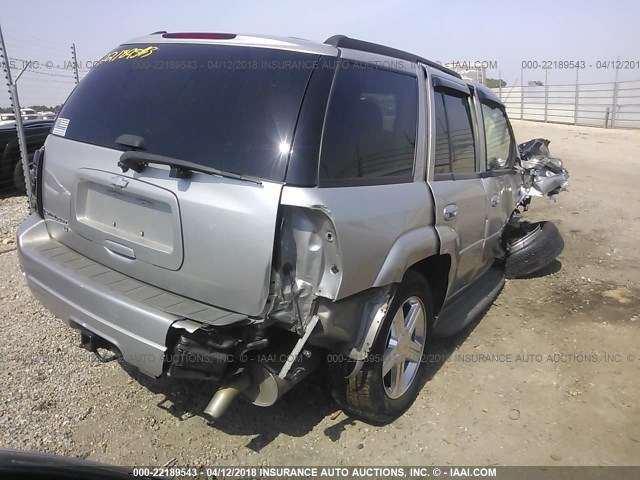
[{"x1": 505, "y1": 221, "x2": 564, "y2": 279}]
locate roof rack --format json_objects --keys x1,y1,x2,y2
[{"x1": 324, "y1": 35, "x2": 462, "y2": 79}]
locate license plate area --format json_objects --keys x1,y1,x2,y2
[{"x1": 71, "y1": 169, "x2": 183, "y2": 270}]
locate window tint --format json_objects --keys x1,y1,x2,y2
[
  {"x1": 432, "y1": 89, "x2": 476, "y2": 176},
  {"x1": 481, "y1": 102, "x2": 514, "y2": 170},
  {"x1": 442, "y1": 92, "x2": 475, "y2": 174},
  {"x1": 433, "y1": 92, "x2": 451, "y2": 174},
  {"x1": 319, "y1": 65, "x2": 417, "y2": 184},
  {"x1": 57, "y1": 44, "x2": 318, "y2": 182}
]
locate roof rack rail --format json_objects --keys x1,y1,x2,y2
[{"x1": 324, "y1": 35, "x2": 462, "y2": 79}]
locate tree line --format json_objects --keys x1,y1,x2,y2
[{"x1": 0, "y1": 105, "x2": 63, "y2": 114}]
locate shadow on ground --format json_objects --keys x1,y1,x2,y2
[
  {"x1": 117, "y1": 292, "x2": 496, "y2": 450},
  {"x1": 0, "y1": 186, "x2": 22, "y2": 200},
  {"x1": 516, "y1": 259, "x2": 563, "y2": 279},
  {"x1": 121, "y1": 360, "x2": 338, "y2": 451}
]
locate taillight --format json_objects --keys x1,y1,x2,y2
[
  {"x1": 161, "y1": 32, "x2": 237, "y2": 40},
  {"x1": 32, "y1": 146, "x2": 45, "y2": 218}
]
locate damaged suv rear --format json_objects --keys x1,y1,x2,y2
[{"x1": 17, "y1": 33, "x2": 568, "y2": 424}]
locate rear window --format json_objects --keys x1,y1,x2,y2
[
  {"x1": 57, "y1": 44, "x2": 320, "y2": 182},
  {"x1": 433, "y1": 90, "x2": 476, "y2": 176}
]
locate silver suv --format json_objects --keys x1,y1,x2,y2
[{"x1": 17, "y1": 33, "x2": 568, "y2": 423}]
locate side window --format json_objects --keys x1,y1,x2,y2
[
  {"x1": 319, "y1": 65, "x2": 418, "y2": 185},
  {"x1": 481, "y1": 102, "x2": 515, "y2": 170},
  {"x1": 442, "y1": 92, "x2": 475, "y2": 174},
  {"x1": 433, "y1": 92, "x2": 451, "y2": 174},
  {"x1": 432, "y1": 89, "x2": 476, "y2": 177}
]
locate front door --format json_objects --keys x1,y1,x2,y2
[{"x1": 477, "y1": 97, "x2": 521, "y2": 256}]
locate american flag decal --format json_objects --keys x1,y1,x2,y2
[{"x1": 52, "y1": 118, "x2": 70, "y2": 137}]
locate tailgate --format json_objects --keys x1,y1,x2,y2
[
  {"x1": 37, "y1": 42, "x2": 322, "y2": 317},
  {"x1": 42, "y1": 134, "x2": 282, "y2": 316}
]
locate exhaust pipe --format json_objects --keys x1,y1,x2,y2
[
  {"x1": 203, "y1": 346, "x2": 321, "y2": 421},
  {"x1": 243, "y1": 348, "x2": 321, "y2": 407},
  {"x1": 203, "y1": 372, "x2": 251, "y2": 422}
]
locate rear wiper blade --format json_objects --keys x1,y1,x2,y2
[{"x1": 118, "y1": 151, "x2": 262, "y2": 185}]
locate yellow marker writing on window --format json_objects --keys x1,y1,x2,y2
[{"x1": 98, "y1": 46, "x2": 159, "y2": 64}]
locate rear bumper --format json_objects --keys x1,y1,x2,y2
[{"x1": 17, "y1": 215, "x2": 246, "y2": 377}]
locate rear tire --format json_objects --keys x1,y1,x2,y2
[
  {"x1": 505, "y1": 221, "x2": 564, "y2": 279},
  {"x1": 329, "y1": 271, "x2": 433, "y2": 424}
]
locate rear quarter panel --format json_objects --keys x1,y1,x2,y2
[{"x1": 280, "y1": 182, "x2": 436, "y2": 299}]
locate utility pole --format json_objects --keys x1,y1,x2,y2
[
  {"x1": 520, "y1": 68, "x2": 524, "y2": 120},
  {"x1": 544, "y1": 68, "x2": 549, "y2": 122},
  {"x1": 611, "y1": 56, "x2": 620, "y2": 129},
  {"x1": 0, "y1": 23, "x2": 33, "y2": 210},
  {"x1": 71, "y1": 43, "x2": 80, "y2": 84},
  {"x1": 574, "y1": 67, "x2": 579, "y2": 125}
]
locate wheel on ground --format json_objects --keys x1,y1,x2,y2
[
  {"x1": 13, "y1": 160, "x2": 26, "y2": 194},
  {"x1": 329, "y1": 271, "x2": 433, "y2": 424},
  {"x1": 13, "y1": 154, "x2": 33, "y2": 195},
  {"x1": 505, "y1": 221, "x2": 564, "y2": 279}
]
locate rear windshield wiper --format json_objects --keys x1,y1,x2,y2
[{"x1": 117, "y1": 151, "x2": 262, "y2": 185}]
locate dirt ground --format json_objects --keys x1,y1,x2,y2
[{"x1": 0, "y1": 120, "x2": 639, "y2": 467}]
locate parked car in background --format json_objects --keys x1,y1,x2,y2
[
  {"x1": 38, "y1": 111, "x2": 57, "y2": 120},
  {"x1": 0, "y1": 119, "x2": 53, "y2": 194},
  {"x1": 17, "y1": 33, "x2": 568, "y2": 424},
  {"x1": 0, "y1": 113, "x2": 16, "y2": 126},
  {"x1": 20, "y1": 108, "x2": 39, "y2": 121}
]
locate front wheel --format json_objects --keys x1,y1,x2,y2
[
  {"x1": 329, "y1": 271, "x2": 433, "y2": 424},
  {"x1": 504, "y1": 221, "x2": 564, "y2": 278}
]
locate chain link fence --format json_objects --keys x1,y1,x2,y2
[
  {"x1": 0, "y1": 30, "x2": 87, "y2": 110},
  {"x1": 0, "y1": 27, "x2": 87, "y2": 194}
]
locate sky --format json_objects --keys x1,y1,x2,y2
[{"x1": 1, "y1": 0, "x2": 639, "y2": 107}]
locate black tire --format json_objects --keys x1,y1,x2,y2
[
  {"x1": 328, "y1": 271, "x2": 433, "y2": 424},
  {"x1": 13, "y1": 152, "x2": 34, "y2": 195},
  {"x1": 505, "y1": 221, "x2": 564, "y2": 279},
  {"x1": 13, "y1": 160, "x2": 26, "y2": 194}
]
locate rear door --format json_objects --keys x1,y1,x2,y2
[
  {"x1": 476, "y1": 93, "x2": 521, "y2": 254},
  {"x1": 41, "y1": 42, "x2": 322, "y2": 317},
  {"x1": 428, "y1": 76, "x2": 488, "y2": 295}
]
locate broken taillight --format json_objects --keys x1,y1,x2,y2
[{"x1": 33, "y1": 146, "x2": 45, "y2": 218}]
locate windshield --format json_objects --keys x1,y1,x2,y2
[
  {"x1": 2, "y1": 114, "x2": 16, "y2": 120},
  {"x1": 57, "y1": 43, "x2": 320, "y2": 181}
]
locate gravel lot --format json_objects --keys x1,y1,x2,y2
[{"x1": 1, "y1": 120, "x2": 639, "y2": 467}]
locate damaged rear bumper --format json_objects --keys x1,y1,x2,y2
[{"x1": 17, "y1": 214, "x2": 249, "y2": 377}]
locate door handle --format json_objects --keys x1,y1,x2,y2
[
  {"x1": 491, "y1": 194, "x2": 501, "y2": 207},
  {"x1": 443, "y1": 204, "x2": 458, "y2": 221},
  {"x1": 104, "y1": 240, "x2": 136, "y2": 259}
]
